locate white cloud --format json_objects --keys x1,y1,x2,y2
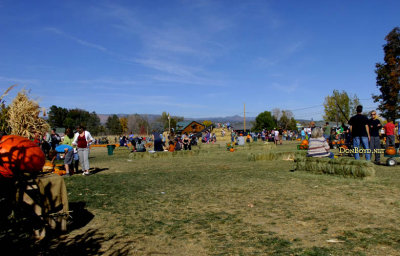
[
  {"x1": 45, "y1": 27, "x2": 107, "y2": 52},
  {"x1": 0, "y1": 75, "x2": 38, "y2": 84}
]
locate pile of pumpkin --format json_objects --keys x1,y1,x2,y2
[
  {"x1": 298, "y1": 139, "x2": 309, "y2": 150},
  {"x1": 43, "y1": 161, "x2": 66, "y2": 176},
  {"x1": 0, "y1": 135, "x2": 45, "y2": 178},
  {"x1": 332, "y1": 139, "x2": 345, "y2": 146}
]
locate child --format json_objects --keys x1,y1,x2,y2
[{"x1": 168, "y1": 141, "x2": 175, "y2": 152}]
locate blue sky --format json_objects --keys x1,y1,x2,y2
[{"x1": 0, "y1": 0, "x2": 398, "y2": 120}]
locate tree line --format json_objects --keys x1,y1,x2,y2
[{"x1": 47, "y1": 106, "x2": 185, "y2": 135}]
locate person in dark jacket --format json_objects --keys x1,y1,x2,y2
[{"x1": 348, "y1": 105, "x2": 370, "y2": 160}]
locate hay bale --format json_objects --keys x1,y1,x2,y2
[
  {"x1": 8, "y1": 89, "x2": 49, "y2": 138},
  {"x1": 294, "y1": 155, "x2": 375, "y2": 178}
]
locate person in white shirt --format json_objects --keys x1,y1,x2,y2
[{"x1": 72, "y1": 125, "x2": 94, "y2": 175}]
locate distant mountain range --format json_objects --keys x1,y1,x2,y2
[
  {"x1": 97, "y1": 113, "x2": 320, "y2": 129},
  {"x1": 97, "y1": 114, "x2": 256, "y2": 128}
]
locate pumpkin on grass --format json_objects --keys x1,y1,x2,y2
[
  {"x1": 0, "y1": 135, "x2": 45, "y2": 178},
  {"x1": 229, "y1": 147, "x2": 235, "y2": 152}
]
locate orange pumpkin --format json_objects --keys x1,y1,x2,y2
[
  {"x1": 385, "y1": 146, "x2": 396, "y2": 155},
  {"x1": 230, "y1": 147, "x2": 235, "y2": 152},
  {"x1": 301, "y1": 140, "x2": 308, "y2": 146},
  {"x1": 332, "y1": 141, "x2": 336, "y2": 145},
  {"x1": 0, "y1": 135, "x2": 45, "y2": 178},
  {"x1": 340, "y1": 139, "x2": 345, "y2": 144}
]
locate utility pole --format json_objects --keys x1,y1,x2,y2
[
  {"x1": 336, "y1": 105, "x2": 338, "y2": 127},
  {"x1": 168, "y1": 114, "x2": 171, "y2": 134},
  {"x1": 244, "y1": 103, "x2": 246, "y2": 132}
]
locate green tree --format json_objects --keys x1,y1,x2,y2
[
  {"x1": 373, "y1": 27, "x2": 400, "y2": 120},
  {"x1": 106, "y1": 115, "x2": 122, "y2": 135},
  {"x1": 48, "y1": 105, "x2": 68, "y2": 128},
  {"x1": 253, "y1": 111, "x2": 276, "y2": 132},
  {"x1": 202, "y1": 120, "x2": 213, "y2": 127},
  {"x1": 65, "y1": 109, "x2": 91, "y2": 129},
  {"x1": 158, "y1": 112, "x2": 183, "y2": 130},
  {"x1": 278, "y1": 111, "x2": 290, "y2": 129},
  {"x1": 323, "y1": 90, "x2": 360, "y2": 123},
  {"x1": 288, "y1": 117, "x2": 298, "y2": 131},
  {"x1": 87, "y1": 112, "x2": 101, "y2": 136}
]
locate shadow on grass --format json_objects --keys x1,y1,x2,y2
[
  {"x1": 0, "y1": 201, "x2": 135, "y2": 256},
  {"x1": 90, "y1": 167, "x2": 109, "y2": 175},
  {"x1": 68, "y1": 202, "x2": 94, "y2": 231}
]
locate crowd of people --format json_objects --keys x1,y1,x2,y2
[
  {"x1": 30, "y1": 106, "x2": 399, "y2": 175},
  {"x1": 32, "y1": 125, "x2": 93, "y2": 176},
  {"x1": 123, "y1": 131, "x2": 199, "y2": 153},
  {"x1": 307, "y1": 105, "x2": 399, "y2": 163}
]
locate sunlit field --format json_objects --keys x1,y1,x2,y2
[{"x1": 32, "y1": 141, "x2": 398, "y2": 256}]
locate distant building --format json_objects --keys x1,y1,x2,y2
[{"x1": 176, "y1": 121, "x2": 206, "y2": 134}]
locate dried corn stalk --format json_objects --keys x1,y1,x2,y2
[
  {"x1": 0, "y1": 84, "x2": 17, "y2": 103},
  {"x1": 8, "y1": 89, "x2": 49, "y2": 138}
]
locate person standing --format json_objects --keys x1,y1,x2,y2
[
  {"x1": 50, "y1": 128, "x2": 61, "y2": 150},
  {"x1": 72, "y1": 125, "x2": 94, "y2": 175},
  {"x1": 323, "y1": 122, "x2": 331, "y2": 141},
  {"x1": 278, "y1": 128, "x2": 283, "y2": 144},
  {"x1": 397, "y1": 121, "x2": 400, "y2": 142},
  {"x1": 306, "y1": 126, "x2": 312, "y2": 139},
  {"x1": 348, "y1": 105, "x2": 370, "y2": 160},
  {"x1": 62, "y1": 128, "x2": 77, "y2": 175},
  {"x1": 300, "y1": 129, "x2": 306, "y2": 140},
  {"x1": 182, "y1": 132, "x2": 190, "y2": 150},
  {"x1": 369, "y1": 111, "x2": 382, "y2": 164},
  {"x1": 384, "y1": 119, "x2": 396, "y2": 147},
  {"x1": 152, "y1": 130, "x2": 164, "y2": 151}
]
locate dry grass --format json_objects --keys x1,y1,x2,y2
[{"x1": 34, "y1": 142, "x2": 400, "y2": 255}]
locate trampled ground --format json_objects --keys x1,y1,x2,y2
[{"x1": 55, "y1": 142, "x2": 400, "y2": 255}]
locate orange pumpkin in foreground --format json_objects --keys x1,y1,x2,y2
[
  {"x1": 301, "y1": 140, "x2": 308, "y2": 146},
  {"x1": 0, "y1": 135, "x2": 45, "y2": 178},
  {"x1": 385, "y1": 146, "x2": 397, "y2": 155},
  {"x1": 230, "y1": 147, "x2": 235, "y2": 152}
]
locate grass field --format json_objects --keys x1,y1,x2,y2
[{"x1": 40, "y1": 142, "x2": 400, "y2": 255}]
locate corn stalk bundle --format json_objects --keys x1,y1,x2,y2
[
  {"x1": 294, "y1": 156, "x2": 375, "y2": 178},
  {"x1": 8, "y1": 89, "x2": 49, "y2": 138}
]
